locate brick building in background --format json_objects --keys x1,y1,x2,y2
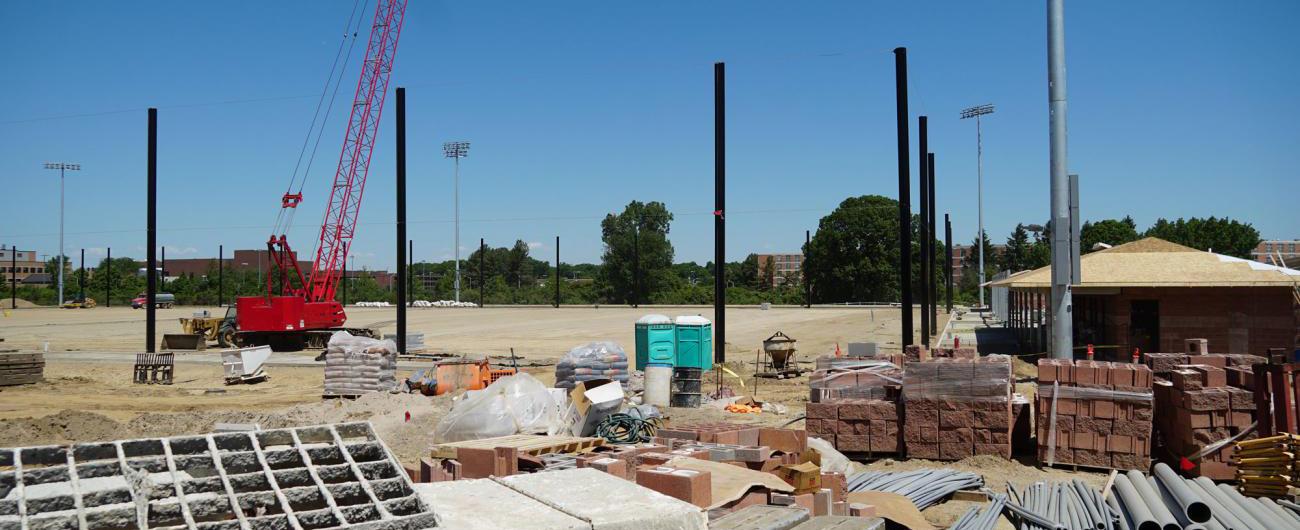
[
  {"x1": 755, "y1": 253, "x2": 803, "y2": 287},
  {"x1": 1254, "y1": 239, "x2": 1300, "y2": 265},
  {"x1": 0, "y1": 246, "x2": 47, "y2": 283},
  {"x1": 992, "y1": 237, "x2": 1300, "y2": 360}
]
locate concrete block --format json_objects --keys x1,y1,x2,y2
[
  {"x1": 416, "y1": 479, "x2": 586, "y2": 530},
  {"x1": 636, "y1": 466, "x2": 713, "y2": 508},
  {"x1": 497, "y1": 467, "x2": 709, "y2": 529},
  {"x1": 848, "y1": 503, "x2": 877, "y2": 518},
  {"x1": 709, "y1": 505, "x2": 810, "y2": 530},
  {"x1": 814, "y1": 489, "x2": 833, "y2": 516},
  {"x1": 790, "y1": 515, "x2": 886, "y2": 529}
]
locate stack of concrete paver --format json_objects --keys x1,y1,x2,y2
[
  {"x1": 808, "y1": 357, "x2": 903, "y2": 403},
  {"x1": 323, "y1": 333, "x2": 398, "y2": 396},
  {"x1": 1154, "y1": 362, "x2": 1257, "y2": 479},
  {"x1": 903, "y1": 356, "x2": 1013, "y2": 461},
  {"x1": 1037, "y1": 359, "x2": 1155, "y2": 470},
  {"x1": 805, "y1": 400, "x2": 900, "y2": 456}
]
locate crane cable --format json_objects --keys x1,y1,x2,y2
[{"x1": 273, "y1": 0, "x2": 370, "y2": 237}]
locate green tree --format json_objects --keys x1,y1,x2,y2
[
  {"x1": 957, "y1": 232, "x2": 998, "y2": 304},
  {"x1": 598, "y1": 201, "x2": 675, "y2": 304},
  {"x1": 1000, "y1": 224, "x2": 1033, "y2": 272},
  {"x1": 1081, "y1": 216, "x2": 1139, "y2": 253},
  {"x1": 1144, "y1": 216, "x2": 1261, "y2": 259},
  {"x1": 803, "y1": 195, "x2": 903, "y2": 303}
]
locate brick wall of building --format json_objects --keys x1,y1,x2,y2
[{"x1": 1095, "y1": 286, "x2": 1298, "y2": 355}]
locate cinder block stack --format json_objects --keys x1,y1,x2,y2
[
  {"x1": 805, "y1": 400, "x2": 900, "y2": 455},
  {"x1": 1036, "y1": 359, "x2": 1154, "y2": 470},
  {"x1": 903, "y1": 356, "x2": 1013, "y2": 461},
  {"x1": 1154, "y1": 363, "x2": 1257, "y2": 480}
]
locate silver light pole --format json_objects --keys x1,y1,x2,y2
[
  {"x1": 960, "y1": 104, "x2": 993, "y2": 308},
  {"x1": 443, "y1": 141, "x2": 470, "y2": 303},
  {"x1": 1047, "y1": 0, "x2": 1073, "y2": 359},
  {"x1": 44, "y1": 162, "x2": 80, "y2": 306}
]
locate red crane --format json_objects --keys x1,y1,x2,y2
[{"x1": 235, "y1": 0, "x2": 408, "y2": 351}]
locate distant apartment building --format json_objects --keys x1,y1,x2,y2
[
  {"x1": 951, "y1": 243, "x2": 1007, "y2": 284},
  {"x1": 756, "y1": 253, "x2": 804, "y2": 287},
  {"x1": 1253, "y1": 240, "x2": 1300, "y2": 266},
  {"x1": 165, "y1": 249, "x2": 312, "y2": 278},
  {"x1": 0, "y1": 246, "x2": 49, "y2": 284}
]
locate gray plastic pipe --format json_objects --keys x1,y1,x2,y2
[
  {"x1": 1105, "y1": 491, "x2": 1132, "y2": 530},
  {"x1": 1126, "y1": 471, "x2": 1179, "y2": 530},
  {"x1": 1196, "y1": 478, "x2": 1268, "y2": 530},
  {"x1": 1151, "y1": 463, "x2": 1212, "y2": 523},
  {"x1": 1258, "y1": 498, "x2": 1300, "y2": 529},
  {"x1": 1218, "y1": 484, "x2": 1296, "y2": 530},
  {"x1": 1112, "y1": 475, "x2": 1160, "y2": 530},
  {"x1": 1186, "y1": 477, "x2": 1248, "y2": 530}
]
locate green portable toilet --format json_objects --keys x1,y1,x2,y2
[
  {"x1": 634, "y1": 314, "x2": 675, "y2": 371},
  {"x1": 673, "y1": 315, "x2": 713, "y2": 371}
]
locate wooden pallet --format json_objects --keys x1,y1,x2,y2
[
  {"x1": 0, "y1": 353, "x2": 45, "y2": 386},
  {"x1": 431, "y1": 434, "x2": 605, "y2": 459}
]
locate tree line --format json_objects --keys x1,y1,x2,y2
[{"x1": 9, "y1": 200, "x2": 1261, "y2": 307}]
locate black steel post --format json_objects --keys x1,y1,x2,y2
[
  {"x1": 9, "y1": 245, "x2": 15, "y2": 309},
  {"x1": 918, "y1": 116, "x2": 929, "y2": 346},
  {"x1": 555, "y1": 236, "x2": 561, "y2": 308},
  {"x1": 105, "y1": 247, "x2": 111, "y2": 307},
  {"x1": 408, "y1": 240, "x2": 413, "y2": 307},
  {"x1": 79, "y1": 248, "x2": 84, "y2": 302},
  {"x1": 218, "y1": 245, "x2": 224, "y2": 306},
  {"x1": 893, "y1": 48, "x2": 913, "y2": 347},
  {"x1": 161, "y1": 246, "x2": 166, "y2": 292},
  {"x1": 945, "y1": 213, "x2": 953, "y2": 312},
  {"x1": 928, "y1": 153, "x2": 938, "y2": 323},
  {"x1": 479, "y1": 238, "x2": 485, "y2": 307},
  {"x1": 146, "y1": 107, "x2": 157, "y2": 353},
  {"x1": 804, "y1": 229, "x2": 811, "y2": 308},
  {"x1": 632, "y1": 222, "x2": 640, "y2": 308},
  {"x1": 714, "y1": 61, "x2": 726, "y2": 364},
  {"x1": 395, "y1": 87, "x2": 405, "y2": 353}
]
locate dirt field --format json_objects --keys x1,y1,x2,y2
[{"x1": 0, "y1": 304, "x2": 931, "y2": 358}]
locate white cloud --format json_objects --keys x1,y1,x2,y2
[{"x1": 528, "y1": 241, "x2": 544, "y2": 249}]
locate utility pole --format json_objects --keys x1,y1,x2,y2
[
  {"x1": 218, "y1": 245, "x2": 224, "y2": 307},
  {"x1": 960, "y1": 103, "x2": 994, "y2": 308},
  {"x1": 1047, "y1": 0, "x2": 1073, "y2": 359},
  {"x1": 105, "y1": 247, "x2": 111, "y2": 307},
  {"x1": 161, "y1": 246, "x2": 166, "y2": 292},
  {"x1": 408, "y1": 240, "x2": 413, "y2": 307},
  {"x1": 893, "y1": 47, "x2": 913, "y2": 347},
  {"x1": 79, "y1": 248, "x2": 84, "y2": 302},
  {"x1": 44, "y1": 162, "x2": 79, "y2": 306},
  {"x1": 443, "y1": 141, "x2": 470, "y2": 303},
  {"x1": 804, "y1": 229, "x2": 811, "y2": 308},
  {"x1": 555, "y1": 236, "x2": 560, "y2": 308}
]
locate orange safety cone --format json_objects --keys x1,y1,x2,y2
[
  {"x1": 834, "y1": 343, "x2": 842, "y2": 357},
  {"x1": 1086, "y1": 344, "x2": 1095, "y2": 361}
]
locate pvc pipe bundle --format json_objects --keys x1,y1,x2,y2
[
  {"x1": 1102, "y1": 463, "x2": 1300, "y2": 530},
  {"x1": 953, "y1": 493, "x2": 1009, "y2": 530},
  {"x1": 845, "y1": 469, "x2": 983, "y2": 510},
  {"x1": 1004, "y1": 479, "x2": 1115, "y2": 530}
]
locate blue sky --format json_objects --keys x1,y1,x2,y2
[{"x1": 2, "y1": 1, "x2": 1296, "y2": 270}]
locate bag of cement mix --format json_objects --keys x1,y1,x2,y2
[
  {"x1": 555, "y1": 341, "x2": 630, "y2": 389},
  {"x1": 433, "y1": 372, "x2": 562, "y2": 443},
  {"x1": 323, "y1": 331, "x2": 398, "y2": 396}
]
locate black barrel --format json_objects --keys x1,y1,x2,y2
[{"x1": 670, "y1": 367, "x2": 703, "y2": 408}]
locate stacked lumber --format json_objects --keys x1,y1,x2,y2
[
  {"x1": 1038, "y1": 359, "x2": 1155, "y2": 470},
  {"x1": 1234, "y1": 434, "x2": 1300, "y2": 498},
  {"x1": 903, "y1": 355, "x2": 1013, "y2": 461},
  {"x1": 0, "y1": 352, "x2": 44, "y2": 386}
]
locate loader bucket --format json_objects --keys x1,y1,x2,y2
[{"x1": 161, "y1": 333, "x2": 205, "y2": 350}]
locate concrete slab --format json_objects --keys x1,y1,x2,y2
[
  {"x1": 501, "y1": 468, "x2": 708, "y2": 530},
  {"x1": 413, "y1": 480, "x2": 586, "y2": 530},
  {"x1": 709, "y1": 505, "x2": 809, "y2": 530},
  {"x1": 790, "y1": 516, "x2": 886, "y2": 530}
]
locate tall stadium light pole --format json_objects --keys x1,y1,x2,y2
[
  {"x1": 443, "y1": 141, "x2": 470, "y2": 303},
  {"x1": 1047, "y1": 0, "x2": 1073, "y2": 359},
  {"x1": 960, "y1": 103, "x2": 994, "y2": 308},
  {"x1": 44, "y1": 162, "x2": 80, "y2": 306}
]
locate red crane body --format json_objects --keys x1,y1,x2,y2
[{"x1": 236, "y1": 0, "x2": 408, "y2": 349}]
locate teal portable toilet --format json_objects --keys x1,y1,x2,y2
[
  {"x1": 634, "y1": 314, "x2": 675, "y2": 371},
  {"x1": 673, "y1": 315, "x2": 713, "y2": 371}
]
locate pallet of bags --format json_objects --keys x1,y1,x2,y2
[
  {"x1": 555, "y1": 341, "x2": 630, "y2": 390},
  {"x1": 323, "y1": 331, "x2": 398, "y2": 397}
]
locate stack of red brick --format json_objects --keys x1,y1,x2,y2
[
  {"x1": 1037, "y1": 359, "x2": 1154, "y2": 470},
  {"x1": 805, "y1": 400, "x2": 900, "y2": 456},
  {"x1": 1154, "y1": 363, "x2": 1257, "y2": 479},
  {"x1": 903, "y1": 356, "x2": 1013, "y2": 461}
]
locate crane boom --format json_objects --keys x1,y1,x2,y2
[
  {"x1": 309, "y1": 0, "x2": 408, "y2": 302},
  {"x1": 237, "y1": 0, "x2": 408, "y2": 350}
]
